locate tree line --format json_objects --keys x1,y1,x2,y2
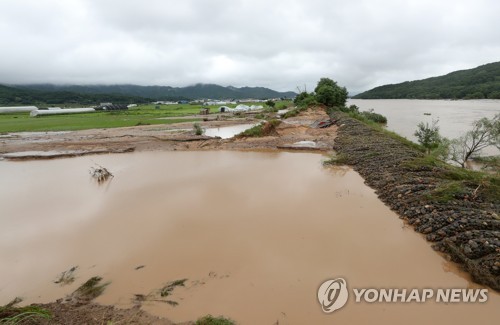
[{"x1": 0, "y1": 84, "x2": 151, "y2": 106}]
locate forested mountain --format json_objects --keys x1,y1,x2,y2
[
  {"x1": 16, "y1": 84, "x2": 296, "y2": 101},
  {"x1": 0, "y1": 85, "x2": 150, "y2": 106},
  {"x1": 354, "y1": 61, "x2": 500, "y2": 99}
]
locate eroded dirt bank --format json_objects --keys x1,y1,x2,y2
[
  {"x1": 0, "y1": 109, "x2": 336, "y2": 158},
  {"x1": 330, "y1": 111, "x2": 500, "y2": 291}
]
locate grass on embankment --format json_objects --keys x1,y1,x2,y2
[
  {"x1": 0, "y1": 299, "x2": 52, "y2": 324},
  {"x1": 341, "y1": 109, "x2": 424, "y2": 152},
  {"x1": 403, "y1": 155, "x2": 500, "y2": 203}
]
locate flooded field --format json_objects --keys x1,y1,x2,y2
[
  {"x1": 204, "y1": 123, "x2": 257, "y2": 139},
  {"x1": 0, "y1": 151, "x2": 497, "y2": 324}
]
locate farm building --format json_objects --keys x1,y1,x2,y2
[
  {"x1": 0, "y1": 106, "x2": 38, "y2": 114},
  {"x1": 95, "y1": 104, "x2": 128, "y2": 111},
  {"x1": 30, "y1": 108, "x2": 95, "y2": 117}
]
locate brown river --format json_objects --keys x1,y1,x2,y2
[{"x1": 0, "y1": 151, "x2": 497, "y2": 324}]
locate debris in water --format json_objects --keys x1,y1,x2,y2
[
  {"x1": 66, "y1": 276, "x2": 110, "y2": 304},
  {"x1": 160, "y1": 279, "x2": 187, "y2": 297},
  {"x1": 89, "y1": 164, "x2": 113, "y2": 183},
  {"x1": 4, "y1": 297, "x2": 23, "y2": 308},
  {"x1": 54, "y1": 266, "x2": 78, "y2": 285}
]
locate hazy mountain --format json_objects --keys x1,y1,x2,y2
[
  {"x1": 0, "y1": 84, "x2": 151, "y2": 106},
  {"x1": 354, "y1": 61, "x2": 500, "y2": 99},
  {"x1": 17, "y1": 83, "x2": 297, "y2": 101}
]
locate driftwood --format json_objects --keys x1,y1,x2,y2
[
  {"x1": 90, "y1": 164, "x2": 113, "y2": 183},
  {"x1": 310, "y1": 118, "x2": 337, "y2": 129}
]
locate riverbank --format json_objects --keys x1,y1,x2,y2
[{"x1": 329, "y1": 110, "x2": 500, "y2": 290}]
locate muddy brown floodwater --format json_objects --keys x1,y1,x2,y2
[{"x1": 0, "y1": 151, "x2": 498, "y2": 324}]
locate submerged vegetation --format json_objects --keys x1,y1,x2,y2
[
  {"x1": 54, "y1": 266, "x2": 78, "y2": 286},
  {"x1": 72, "y1": 276, "x2": 110, "y2": 302},
  {"x1": 160, "y1": 279, "x2": 188, "y2": 297},
  {"x1": 195, "y1": 315, "x2": 236, "y2": 325}
]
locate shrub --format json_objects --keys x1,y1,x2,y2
[
  {"x1": 414, "y1": 120, "x2": 442, "y2": 154},
  {"x1": 193, "y1": 123, "x2": 204, "y2": 135},
  {"x1": 236, "y1": 120, "x2": 281, "y2": 137},
  {"x1": 360, "y1": 111, "x2": 387, "y2": 124}
]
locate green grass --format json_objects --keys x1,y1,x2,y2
[
  {"x1": 342, "y1": 110, "x2": 425, "y2": 152},
  {"x1": 237, "y1": 124, "x2": 264, "y2": 137},
  {"x1": 0, "y1": 305, "x2": 51, "y2": 324},
  {"x1": 236, "y1": 119, "x2": 281, "y2": 137},
  {"x1": 323, "y1": 153, "x2": 349, "y2": 166},
  {"x1": 403, "y1": 155, "x2": 500, "y2": 203},
  {"x1": 195, "y1": 315, "x2": 236, "y2": 325},
  {"x1": 0, "y1": 101, "x2": 276, "y2": 133},
  {"x1": 282, "y1": 106, "x2": 307, "y2": 118},
  {"x1": 0, "y1": 110, "x2": 200, "y2": 133}
]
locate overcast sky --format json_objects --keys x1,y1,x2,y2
[{"x1": 0, "y1": 0, "x2": 499, "y2": 94}]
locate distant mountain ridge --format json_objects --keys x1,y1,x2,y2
[
  {"x1": 354, "y1": 61, "x2": 500, "y2": 99},
  {"x1": 0, "y1": 84, "x2": 150, "y2": 106},
  {"x1": 16, "y1": 83, "x2": 297, "y2": 101}
]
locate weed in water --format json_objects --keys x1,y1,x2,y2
[
  {"x1": 160, "y1": 279, "x2": 188, "y2": 297},
  {"x1": 74, "y1": 276, "x2": 110, "y2": 301},
  {"x1": 195, "y1": 315, "x2": 236, "y2": 325},
  {"x1": 323, "y1": 154, "x2": 349, "y2": 166},
  {"x1": 54, "y1": 266, "x2": 78, "y2": 285}
]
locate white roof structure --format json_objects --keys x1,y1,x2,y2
[
  {"x1": 0, "y1": 106, "x2": 38, "y2": 114},
  {"x1": 232, "y1": 104, "x2": 264, "y2": 112},
  {"x1": 30, "y1": 108, "x2": 95, "y2": 117}
]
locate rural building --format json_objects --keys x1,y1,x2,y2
[
  {"x1": 0, "y1": 106, "x2": 38, "y2": 114},
  {"x1": 95, "y1": 104, "x2": 128, "y2": 111}
]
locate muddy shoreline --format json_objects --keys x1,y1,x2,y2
[{"x1": 329, "y1": 110, "x2": 500, "y2": 291}]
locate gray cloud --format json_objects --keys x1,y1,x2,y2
[{"x1": 0, "y1": 0, "x2": 499, "y2": 93}]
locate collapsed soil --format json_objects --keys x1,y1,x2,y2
[{"x1": 0, "y1": 109, "x2": 336, "y2": 157}]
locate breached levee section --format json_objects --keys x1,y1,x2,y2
[{"x1": 330, "y1": 111, "x2": 500, "y2": 291}]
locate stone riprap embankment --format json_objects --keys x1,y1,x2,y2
[{"x1": 330, "y1": 111, "x2": 500, "y2": 291}]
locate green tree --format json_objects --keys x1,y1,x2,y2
[
  {"x1": 293, "y1": 91, "x2": 313, "y2": 106},
  {"x1": 448, "y1": 114, "x2": 499, "y2": 168},
  {"x1": 265, "y1": 99, "x2": 275, "y2": 108},
  {"x1": 414, "y1": 120, "x2": 442, "y2": 154},
  {"x1": 314, "y1": 78, "x2": 348, "y2": 107}
]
